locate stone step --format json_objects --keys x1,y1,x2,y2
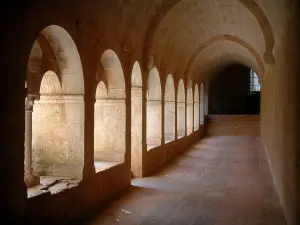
[{"x1": 205, "y1": 115, "x2": 260, "y2": 136}]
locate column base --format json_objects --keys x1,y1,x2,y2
[
  {"x1": 25, "y1": 174, "x2": 40, "y2": 188},
  {"x1": 83, "y1": 163, "x2": 96, "y2": 180}
]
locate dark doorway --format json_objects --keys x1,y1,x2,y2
[{"x1": 208, "y1": 64, "x2": 260, "y2": 115}]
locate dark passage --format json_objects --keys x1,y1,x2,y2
[{"x1": 209, "y1": 64, "x2": 260, "y2": 115}]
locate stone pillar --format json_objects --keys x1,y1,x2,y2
[
  {"x1": 83, "y1": 96, "x2": 96, "y2": 180},
  {"x1": 131, "y1": 87, "x2": 143, "y2": 177},
  {"x1": 161, "y1": 99, "x2": 165, "y2": 145},
  {"x1": 24, "y1": 95, "x2": 40, "y2": 187},
  {"x1": 175, "y1": 93, "x2": 178, "y2": 140},
  {"x1": 183, "y1": 101, "x2": 186, "y2": 136},
  {"x1": 258, "y1": 77, "x2": 265, "y2": 89}
]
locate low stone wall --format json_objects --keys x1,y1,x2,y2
[
  {"x1": 25, "y1": 163, "x2": 131, "y2": 225},
  {"x1": 144, "y1": 126, "x2": 204, "y2": 176},
  {"x1": 25, "y1": 126, "x2": 204, "y2": 224},
  {"x1": 205, "y1": 115, "x2": 260, "y2": 136}
]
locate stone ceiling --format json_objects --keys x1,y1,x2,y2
[
  {"x1": 147, "y1": 0, "x2": 270, "y2": 81},
  {"x1": 25, "y1": 0, "x2": 285, "y2": 84}
]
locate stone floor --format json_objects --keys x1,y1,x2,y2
[{"x1": 83, "y1": 136, "x2": 287, "y2": 225}]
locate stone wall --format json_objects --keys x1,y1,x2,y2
[
  {"x1": 164, "y1": 101, "x2": 176, "y2": 142},
  {"x1": 25, "y1": 163, "x2": 131, "y2": 225},
  {"x1": 94, "y1": 100, "x2": 126, "y2": 163},
  {"x1": 187, "y1": 104, "x2": 194, "y2": 135},
  {"x1": 147, "y1": 101, "x2": 162, "y2": 149},
  {"x1": 144, "y1": 127, "x2": 204, "y2": 176},
  {"x1": 260, "y1": 2, "x2": 300, "y2": 224},
  {"x1": 177, "y1": 103, "x2": 186, "y2": 138},
  {"x1": 33, "y1": 96, "x2": 85, "y2": 179}
]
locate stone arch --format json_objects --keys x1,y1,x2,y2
[
  {"x1": 94, "y1": 50, "x2": 126, "y2": 169},
  {"x1": 27, "y1": 40, "x2": 43, "y2": 94},
  {"x1": 36, "y1": 33, "x2": 60, "y2": 78},
  {"x1": 147, "y1": 67, "x2": 162, "y2": 101},
  {"x1": 27, "y1": 25, "x2": 85, "y2": 183},
  {"x1": 131, "y1": 61, "x2": 143, "y2": 177},
  {"x1": 131, "y1": 61, "x2": 143, "y2": 88},
  {"x1": 39, "y1": 70, "x2": 62, "y2": 95},
  {"x1": 143, "y1": 0, "x2": 275, "y2": 65},
  {"x1": 27, "y1": 41, "x2": 43, "y2": 74},
  {"x1": 39, "y1": 25, "x2": 84, "y2": 95},
  {"x1": 147, "y1": 67, "x2": 162, "y2": 150},
  {"x1": 100, "y1": 49, "x2": 126, "y2": 99},
  {"x1": 238, "y1": 0, "x2": 275, "y2": 63},
  {"x1": 186, "y1": 80, "x2": 193, "y2": 135},
  {"x1": 95, "y1": 81, "x2": 108, "y2": 99},
  {"x1": 185, "y1": 35, "x2": 265, "y2": 79},
  {"x1": 164, "y1": 74, "x2": 175, "y2": 101},
  {"x1": 177, "y1": 79, "x2": 186, "y2": 138},
  {"x1": 164, "y1": 74, "x2": 176, "y2": 142},
  {"x1": 194, "y1": 84, "x2": 200, "y2": 131}
]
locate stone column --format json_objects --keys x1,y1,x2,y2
[
  {"x1": 175, "y1": 94, "x2": 178, "y2": 140},
  {"x1": 83, "y1": 96, "x2": 96, "y2": 180},
  {"x1": 258, "y1": 77, "x2": 265, "y2": 89},
  {"x1": 24, "y1": 95, "x2": 40, "y2": 187}
]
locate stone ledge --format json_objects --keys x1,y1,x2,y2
[{"x1": 27, "y1": 176, "x2": 80, "y2": 199}]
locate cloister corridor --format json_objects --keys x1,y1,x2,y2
[
  {"x1": 3, "y1": 1, "x2": 300, "y2": 225},
  {"x1": 83, "y1": 136, "x2": 285, "y2": 225}
]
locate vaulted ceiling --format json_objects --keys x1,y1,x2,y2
[
  {"x1": 144, "y1": 0, "x2": 275, "y2": 81},
  {"x1": 26, "y1": 0, "x2": 286, "y2": 83}
]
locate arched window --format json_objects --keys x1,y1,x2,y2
[
  {"x1": 164, "y1": 75, "x2": 176, "y2": 143},
  {"x1": 94, "y1": 50, "x2": 126, "y2": 172},
  {"x1": 250, "y1": 70, "x2": 260, "y2": 92},
  {"x1": 177, "y1": 79, "x2": 186, "y2": 138},
  {"x1": 26, "y1": 26, "x2": 85, "y2": 190},
  {"x1": 147, "y1": 68, "x2": 162, "y2": 150}
]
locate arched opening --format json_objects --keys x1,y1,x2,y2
[
  {"x1": 209, "y1": 64, "x2": 260, "y2": 114},
  {"x1": 131, "y1": 62, "x2": 143, "y2": 177},
  {"x1": 147, "y1": 67, "x2": 162, "y2": 150},
  {"x1": 194, "y1": 84, "x2": 200, "y2": 131},
  {"x1": 94, "y1": 50, "x2": 126, "y2": 172},
  {"x1": 177, "y1": 79, "x2": 186, "y2": 138},
  {"x1": 164, "y1": 74, "x2": 175, "y2": 143},
  {"x1": 200, "y1": 83, "x2": 204, "y2": 125},
  {"x1": 25, "y1": 25, "x2": 85, "y2": 190},
  {"x1": 187, "y1": 81, "x2": 193, "y2": 135}
]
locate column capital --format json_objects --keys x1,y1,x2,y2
[{"x1": 25, "y1": 94, "x2": 40, "y2": 111}]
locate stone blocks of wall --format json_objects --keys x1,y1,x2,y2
[
  {"x1": 33, "y1": 97, "x2": 85, "y2": 179},
  {"x1": 147, "y1": 101, "x2": 162, "y2": 149},
  {"x1": 25, "y1": 163, "x2": 131, "y2": 225},
  {"x1": 177, "y1": 103, "x2": 186, "y2": 138},
  {"x1": 144, "y1": 127, "x2": 204, "y2": 176},
  {"x1": 94, "y1": 100, "x2": 126, "y2": 163}
]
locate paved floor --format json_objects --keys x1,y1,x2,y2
[{"x1": 84, "y1": 136, "x2": 286, "y2": 225}]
